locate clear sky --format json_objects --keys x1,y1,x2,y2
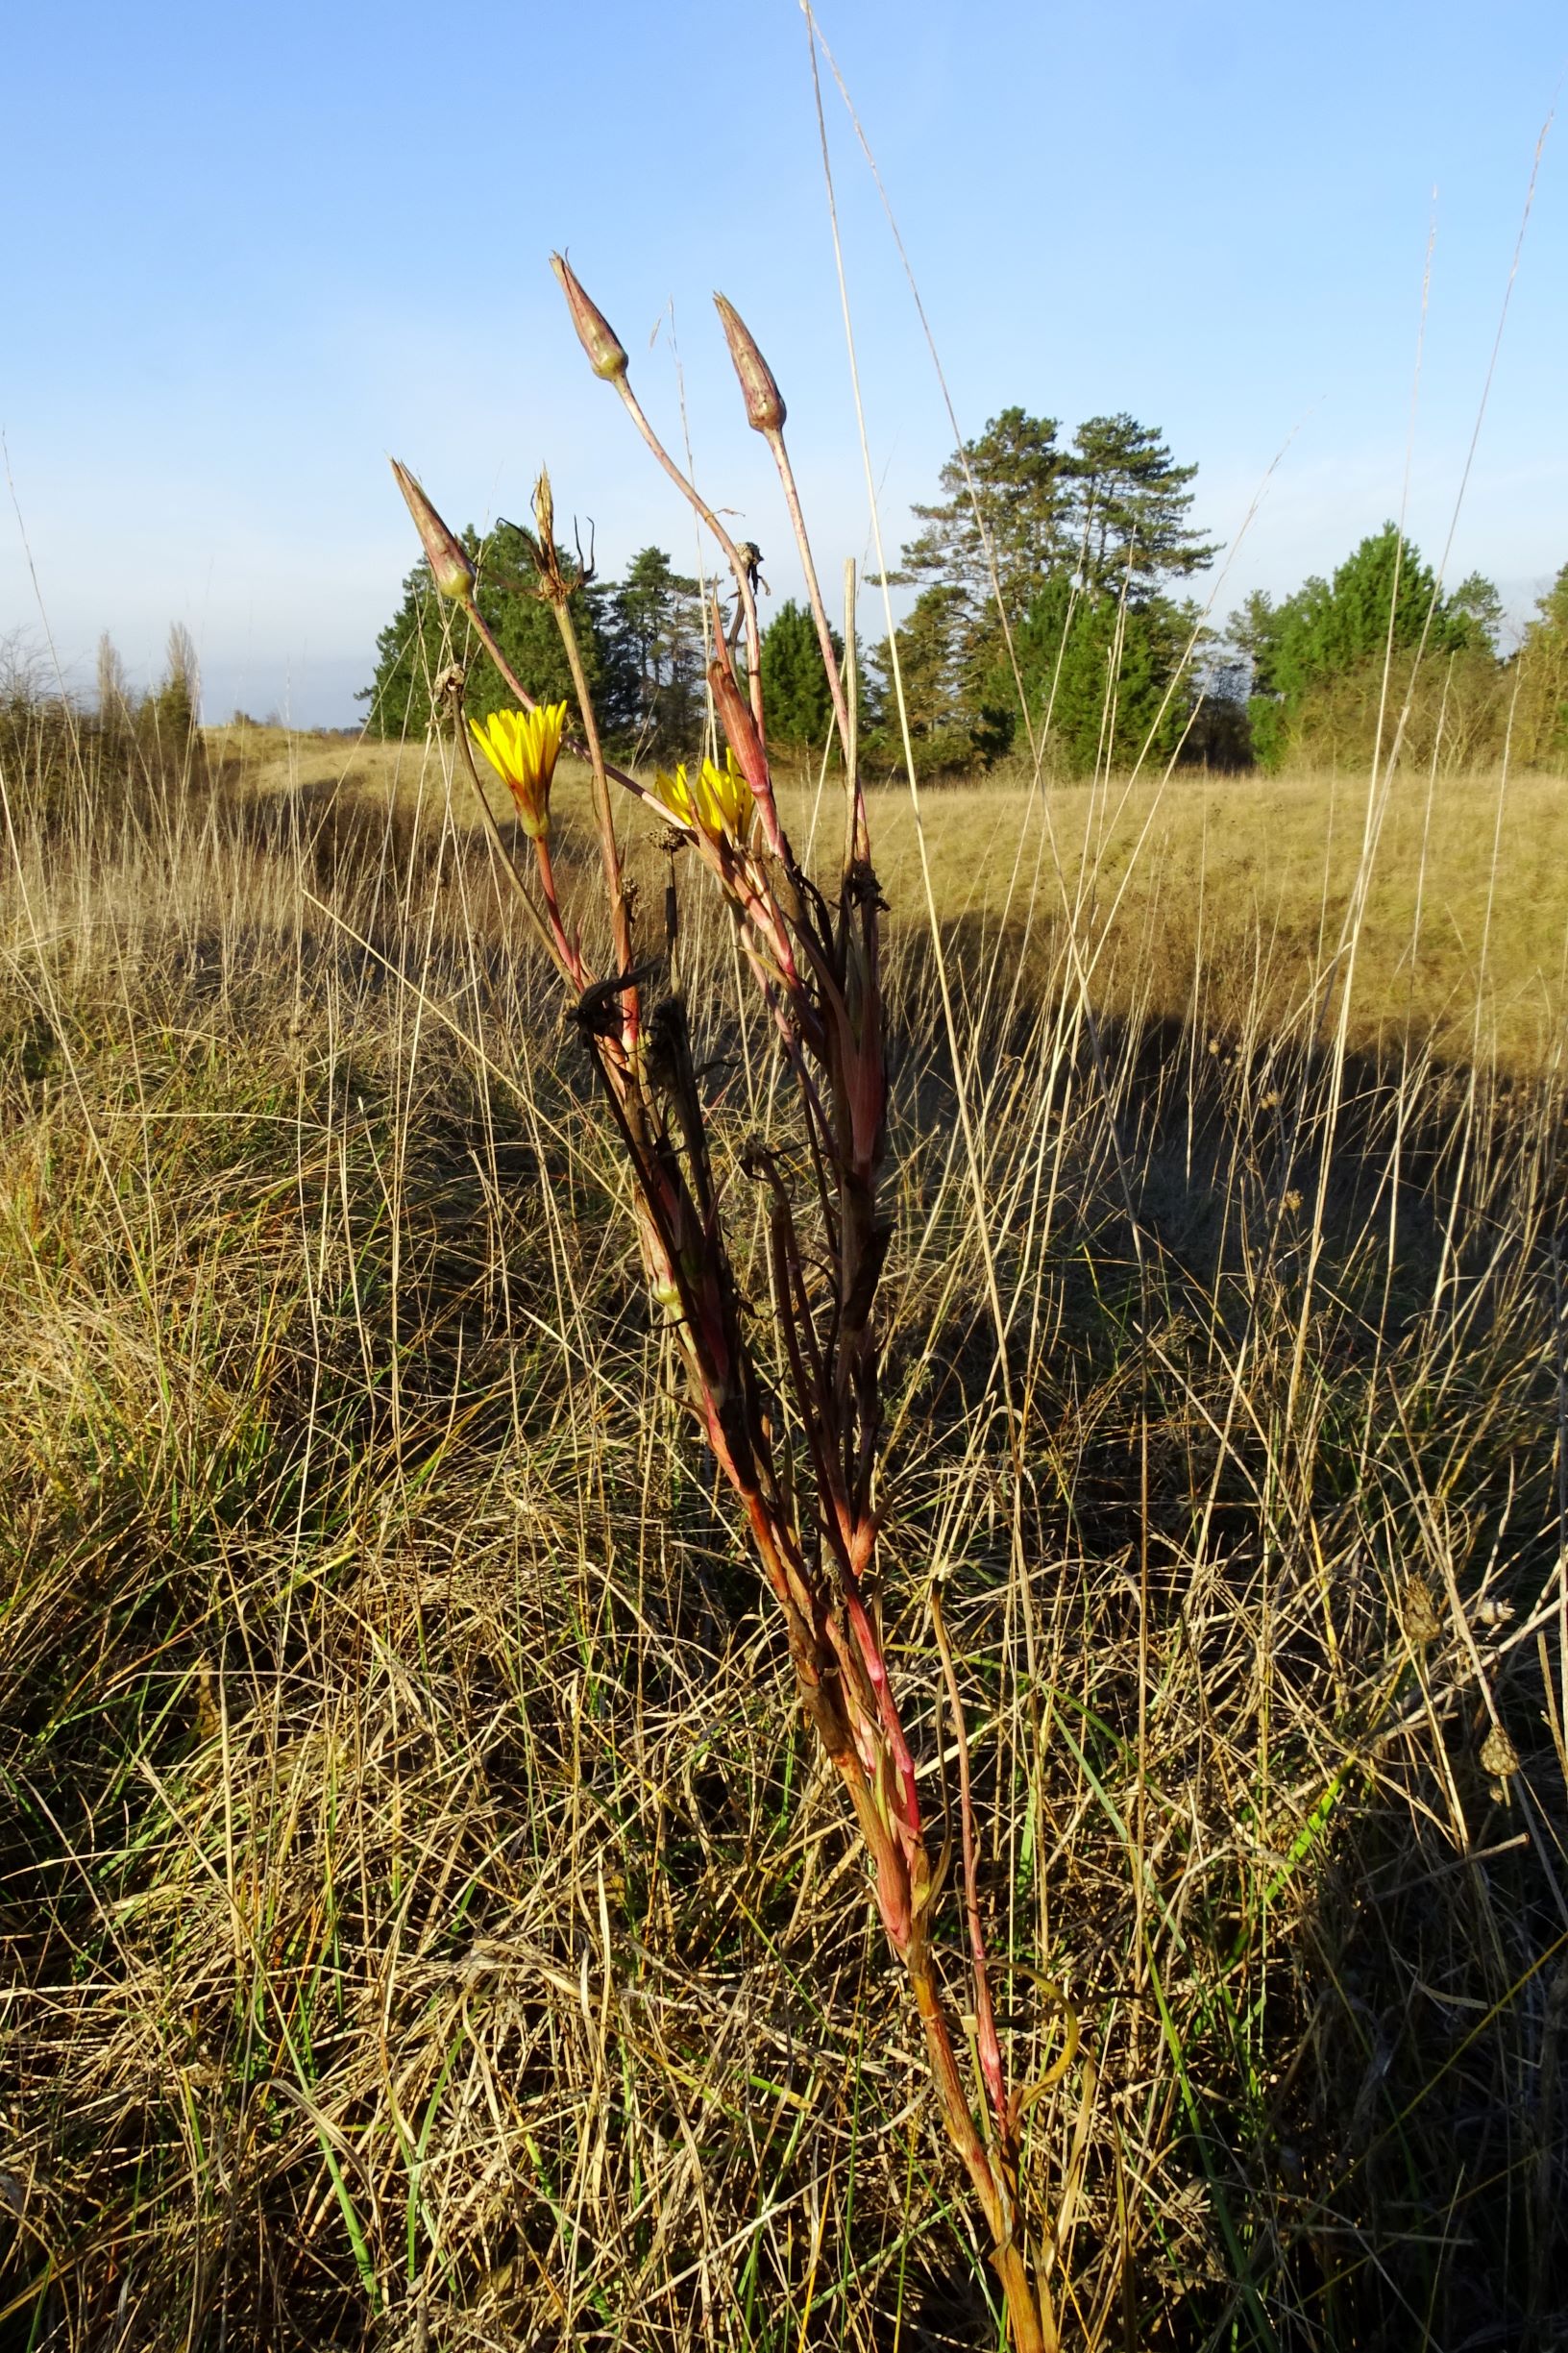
[{"x1": 3, "y1": 0, "x2": 1564, "y2": 727}]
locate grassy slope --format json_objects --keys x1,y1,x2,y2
[
  {"x1": 213, "y1": 723, "x2": 1568, "y2": 1075},
  {"x1": 2, "y1": 734, "x2": 1565, "y2": 2348}
]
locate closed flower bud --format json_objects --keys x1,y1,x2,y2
[
  {"x1": 389, "y1": 459, "x2": 476, "y2": 605},
  {"x1": 713, "y1": 293, "x2": 786, "y2": 433},
  {"x1": 708, "y1": 655, "x2": 769, "y2": 799},
  {"x1": 551, "y1": 254, "x2": 628, "y2": 381}
]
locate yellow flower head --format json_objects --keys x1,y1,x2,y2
[
  {"x1": 469, "y1": 704, "x2": 567, "y2": 838},
  {"x1": 652, "y1": 747, "x2": 752, "y2": 844}
]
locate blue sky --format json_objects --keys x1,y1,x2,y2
[{"x1": 3, "y1": 0, "x2": 1564, "y2": 726}]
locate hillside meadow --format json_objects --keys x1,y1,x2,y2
[
  {"x1": 217, "y1": 721, "x2": 1568, "y2": 1074},
  {"x1": 2, "y1": 716, "x2": 1566, "y2": 2348}
]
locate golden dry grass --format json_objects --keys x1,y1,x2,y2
[
  {"x1": 2, "y1": 723, "x2": 1565, "y2": 2349},
  {"x1": 210, "y1": 723, "x2": 1568, "y2": 1077}
]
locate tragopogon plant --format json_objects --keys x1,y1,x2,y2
[{"x1": 391, "y1": 257, "x2": 1057, "y2": 2351}]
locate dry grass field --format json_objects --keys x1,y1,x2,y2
[
  {"x1": 2, "y1": 716, "x2": 1566, "y2": 2349},
  {"x1": 215, "y1": 723, "x2": 1568, "y2": 1075}
]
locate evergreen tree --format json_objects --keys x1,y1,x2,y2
[
  {"x1": 1513, "y1": 562, "x2": 1568, "y2": 768},
  {"x1": 1286, "y1": 527, "x2": 1458, "y2": 678},
  {"x1": 363, "y1": 522, "x2": 608, "y2": 741},
  {"x1": 1239, "y1": 526, "x2": 1483, "y2": 770},
  {"x1": 887, "y1": 409, "x2": 1066, "y2": 732},
  {"x1": 1449, "y1": 572, "x2": 1507, "y2": 652},
  {"x1": 759, "y1": 600, "x2": 845, "y2": 750},
  {"x1": 999, "y1": 576, "x2": 1194, "y2": 777},
  {"x1": 883, "y1": 407, "x2": 1213, "y2": 760},
  {"x1": 867, "y1": 585, "x2": 972, "y2": 764},
  {"x1": 1061, "y1": 414, "x2": 1219, "y2": 598},
  {"x1": 600, "y1": 546, "x2": 706, "y2": 757},
  {"x1": 893, "y1": 407, "x2": 1066, "y2": 626}
]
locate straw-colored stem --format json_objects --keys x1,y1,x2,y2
[{"x1": 764, "y1": 423, "x2": 868, "y2": 860}]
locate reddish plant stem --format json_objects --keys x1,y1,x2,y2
[
  {"x1": 529, "y1": 831, "x2": 587, "y2": 990},
  {"x1": 466, "y1": 590, "x2": 814, "y2": 1029},
  {"x1": 437, "y1": 428, "x2": 1057, "y2": 2353},
  {"x1": 932, "y1": 1582, "x2": 1010, "y2": 2143}
]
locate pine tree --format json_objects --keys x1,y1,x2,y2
[
  {"x1": 1449, "y1": 572, "x2": 1506, "y2": 652},
  {"x1": 363, "y1": 523, "x2": 608, "y2": 741},
  {"x1": 1238, "y1": 526, "x2": 1484, "y2": 769},
  {"x1": 1000, "y1": 576, "x2": 1193, "y2": 776},
  {"x1": 883, "y1": 408, "x2": 1213, "y2": 759},
  {"x1": 759, "y1": 600, "x2": 845, "y2": 750},
  {"x1": 893, "y1": 408, "x2": 1066, "y2": 626},
  {"x1": 1062, "y1": 414, "x2": 1219, "y2": 598},
  {"x1": 600, "y1": 547, "x2": 705, "y2": 758},
  {"x1": 867, "y1": 585, "x2": 972, "y2": 764}
]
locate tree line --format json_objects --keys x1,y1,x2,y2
[
  {"x1": 363, "y1": 418, "x2": 1568, "y2": 778},
  {"x1": 363, "y1": 527, "x2": 849, "y2": 762},
  {"x1": 1232, "y1": 533, "x2": 1567, "y2": 773}
]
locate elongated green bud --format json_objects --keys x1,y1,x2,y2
[
  {"x1": 713, "y1": 293, "x2": 786, "y2": 432},
  {"x1": 551, "y1": 253, "x2": 628, "y2": 381},
  {"x1": 389, "y1": 459, "x2": 475, "y2": 604}
]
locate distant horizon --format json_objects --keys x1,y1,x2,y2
[
  {"x1": 5, "y1": 0, "x2": 1565, "y2": 735},
  {"x1": 12, "y1": 562, "x2": 1561, "y2": 741}
]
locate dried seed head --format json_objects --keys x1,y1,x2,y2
[
  {"x1": 551, "y1": 253, "x2": 628, "y2": 381},
  {"x1": 713, "y1": 293, "x2": 786, "y2": 432},
  {"x1": 1402, "y1": 1575, "x2": 1443, "y2": 1647},
  {"x1": 1480, "y1": 1723, "x2": 1520, "y2": 1781},
  {"x1": 533, "y1": 467, "x2": 556, "y2": 551},
  {"x1": 389, "y1": 460, "x2": 476, "y2": 605}
]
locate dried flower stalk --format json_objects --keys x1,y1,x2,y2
[{"x1": 388, "y1": 261, "x2": 1056, "y2": 2351}]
